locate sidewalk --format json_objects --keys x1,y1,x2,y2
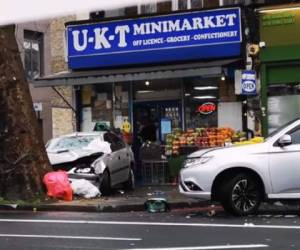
[
  {"x1": 1, "y1": 185, "x2": 297, "y2": 214},
  {"x1": 0, "y1": 185, "x2": 211, "y2": 213}
]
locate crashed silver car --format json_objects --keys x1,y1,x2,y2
[{"x1": 46, "y1": 132, "x2": 135, "y2": 195}]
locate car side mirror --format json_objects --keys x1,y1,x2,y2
[{"x1": 278, "y1": 134, "x2": 292, "y2": 147}]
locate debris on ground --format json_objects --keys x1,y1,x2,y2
[
  {"x1": 274, "y1": 201, "x2": 284, "y2": 206},
  {"x1": 70, "y1": 179, "x2": 100, "y2": 199},
  {"x1": 68, "y1": 167, "x2": 93, "y2": 174},
  {"x1": 207, "y1": 210, "x2": 216, "y2": 217},
  {"x1": 206, "y1": 205, "x2": 216, "y2": 217},
  {"x1": 144, "y1": 198, "x2": 170, "y2": 213},
  {"x1": 43, "y1": 171, "x2": 73, "y2": 201},
  {"x1": 118, "y1": 190, "x2": 125, "y2": 195}
]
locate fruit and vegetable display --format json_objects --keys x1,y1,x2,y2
[
  {"x1": 233, "y1": 136, "x2": 264, "y2": 146},
  {"x1": 165, "y1": 127, "x2": 252, "y2": 156}
]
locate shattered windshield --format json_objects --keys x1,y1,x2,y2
[{"x1": 48, "y1": 136, "x2": 99, "y2": 151}]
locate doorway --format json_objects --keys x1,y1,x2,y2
[
  {"x1": 133, "y1": 100, "x2": 182, "y2": 144},
  {"x1": 132, "y1": 100, "x2": 182, "y2": 181}
]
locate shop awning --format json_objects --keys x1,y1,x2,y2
[{"x1": 33, "y1": 59, "x2": 239, "y2": 87}]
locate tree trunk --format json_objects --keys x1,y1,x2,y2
[{"x1": 0, "y1": 25, "x2": 51, "y2": 200}]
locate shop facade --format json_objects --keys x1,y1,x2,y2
[
  {"x1": 259, "y1": 4, "x2": 300, "y2": 136},
  {"x1": 63, "y1": 6, "x2": 245, "y2": 141}
]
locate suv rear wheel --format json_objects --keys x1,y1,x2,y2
[{"x1": 220, "y1": 174, "x2": 262, "y2": 216}]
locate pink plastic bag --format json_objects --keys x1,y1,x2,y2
[{"x1": 43, "y1": 171, "x2": 73, "y2": 201}]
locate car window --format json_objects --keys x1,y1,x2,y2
[
  {"x1": 266, "y1": 118, "x2": 299, "y2": 142},
  {"x1": 110, "y1": 133, "x2": 125, "y2": 150},
  {"x1": 48, "y1": 136, "x2": 97, "y2": 150},
  {"x1": 289, "y1": 127, "x2": 300, "y2": 145},
  {"x1": 103, "y1": 132, "x2": 122, "y2": 152}
]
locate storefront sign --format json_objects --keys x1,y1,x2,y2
[
  {"x1": 33, "y1": 102, "x2": 43, "y2": 112},
  {"x1": 262, "y1": 13, "x2": 295, "y2": 27},
  {"x1": 241, "y1": 70, "x2": 256, "y2": 95},
  {"x1": 67, "y1": 7, "x2": 242, "y2": 69},
  {"x1": 122, "y1": 119, "x2": 131, "y2": 133},
  {"x1": 260, "y1": 7, "x2": 300, "y2": 47},
  {"x1": 197, "y1": 102, "x2": 216, "y2": 115}
]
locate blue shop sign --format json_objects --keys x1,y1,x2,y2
[
  {"x1": 241, "y1": 70, "x2": 256, "y2": 95},
  {"x1": 67, "y1": 7, "x2": 242, "y2": 69}
]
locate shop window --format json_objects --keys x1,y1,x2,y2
[
  {"x1": 191, "y1": 0, "x2": 202, "y2": 8},
  {"x1": 268, "y1": 84, "x2": 300, "y2": 97},
  {"x1": 125, "y1": 6, "x2": 138, "y2": 16},
  {"x1": 157, "y1": 1, "x2": 172, "y2": 13},
  {"x1": 23, "y1": 30, "x2": 43, "y2": 80},
  {"x1": 92, "y1": 84, "x2": 113, "y2": 127},
  {"x1": 81, "y1": 85, "x2": 92, "y2": 106},
  {"x1": 89, "y1": 11, "x2": 105, "y2": 20},
  {"x1": 184, "y1": 77, "x2": 219, "y2": 129},
  {"x1": 202, "y1": 0, "x2": 219, "y2": 8},
  {"x1": 178, "y1": 0, "x2": 219, "y2": 10},
  {"x1": 178, "y1": 0, "x2": 189, "y2": 10},
  {"x1": 133, "y1": 79, "x2": 181, "y2": 101},
  {"x1": 140, "y1": 3, "x2": 157, "y2": 14},
  {"x1": 105, "y1": 9, "x2": 125, "y2": 18},
  {"x1": 113, "y1": 83, "x2": 130, "y2": 131},
  {"x1": 268, "y1": 84, "x2": 300, "y2": 133},
  {"x1": 91, "y1": 82, "x2": 130, "y2": 131},
  {"x1": 222, "y1": 0, "x2": 257, "y2": 5}
]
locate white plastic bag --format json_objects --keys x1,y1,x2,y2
[{"x1": 70, "y1": 179, "x2": 101, "y2": 198}]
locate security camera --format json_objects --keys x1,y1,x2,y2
[{"x1": 259, "y1": 41, "x2": 266, "y2": 48}]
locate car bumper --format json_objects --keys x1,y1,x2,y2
[
  {"x1": 179, "y1": 181, "x2": 211, "y2": 200},
  {"x1": 179, "y1": 166, "x2": 213, "y2": 201}
]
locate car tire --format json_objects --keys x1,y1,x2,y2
[
  {"x1": 124, "y1": 168, "x2": 135, "y2": 191},
  {"x1": 220, "y1": 174, "x2": 262, "y2": 216},
  {"x1": 99, "y1": 170, "x2": 111, "y2": 196}
]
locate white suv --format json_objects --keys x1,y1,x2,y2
[{"x1": 179, "y1": 118, "x2": 300, "y2": 216}]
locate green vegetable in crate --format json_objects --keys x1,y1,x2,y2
[
  {"x1": 166, "y1": 137, "x2": 173, "y2": 144},
  {"x1": 195, "y1": 128, "x2": 205, "y2": 135},
  {"x1": 172, "y1": 128, "x2": 182, "y2": 134},
  {"x1": 166, "y1": 134, "x2": 174, "y2": 140}
]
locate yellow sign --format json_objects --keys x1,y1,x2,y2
[{"x1": 122, "y1": 120, "x2": 131, "y2": 133}]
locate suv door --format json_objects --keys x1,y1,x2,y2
[{"x1": 269, "y1": 126, "x2": 300, "y2": 197}]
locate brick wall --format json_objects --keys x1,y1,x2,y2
[{"x1": 50, "y1": 16, "x2": 77, "y2": 137}]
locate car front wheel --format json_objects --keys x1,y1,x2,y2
[{"x1": 220, "y1": 174, "x2": 262, "y2": 216}]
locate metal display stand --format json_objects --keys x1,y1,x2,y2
[{"x1": 141, "y1": 159, "x2": 168, "y2": 184}]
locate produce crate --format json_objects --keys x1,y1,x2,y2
[{"x1": 141, "y1": 160, "x2": 168, "y2": 185}]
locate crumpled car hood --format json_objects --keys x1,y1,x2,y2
[
  {"x1": 47, "y1": 139, "x2": 111, "y2": 165},
  {"x1": 47, "y1": 149, "x2": 100, "y2": 165}
]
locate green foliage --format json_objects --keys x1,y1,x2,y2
[{"x1": 168, "y1": 155, "x2": 186, "y2": 180}]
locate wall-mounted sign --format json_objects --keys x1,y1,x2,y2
[
  {"x1": 33, "y1": 102, "x2": 43, "y2": 112},
  {"x1": 197, "y1": 102, "x2": 216, "y2": 115},
  {"x1": 260, "y1": 8, "x2": 300, "y2": 48},
  {"x1": 241, "y1": 70, "x2": 256, "y2": 95},
  {"x1": 262, "y1": 12, "x2": 295, "y2": 27},
  {"x1": 67, "y1": 7, "x2": 242, "y2": 69}
]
